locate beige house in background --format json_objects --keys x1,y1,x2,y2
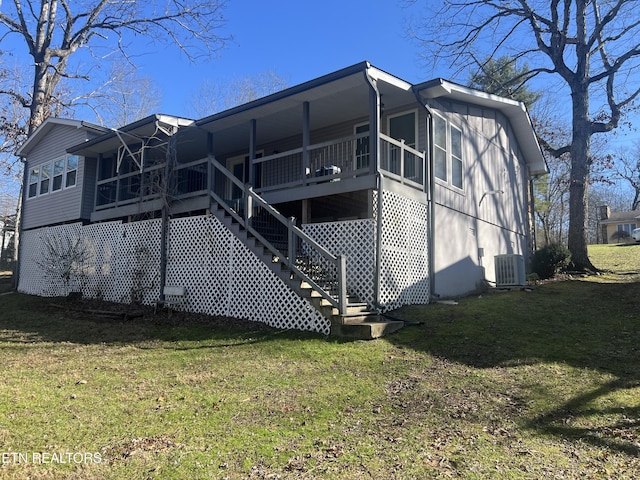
[{"x1": 599, "y1": 206, "x2": 640, "y2": 243}]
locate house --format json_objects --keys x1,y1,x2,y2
[
  {"x1": 16, "y1": 61, "x2": 547, "y2": 338},
  {"x1": 0, "y1": 214, "x2": 16, "y2": 268},
  {"x1": 598, "y1": 206, "x2": 640, "y2": 243}
]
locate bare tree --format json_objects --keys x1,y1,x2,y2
[
  {"x1": 0, "y1": 0, "x2": 228, "y2": 147},
  {"x1": 0, "y1": 51, "x2": 31, "y2": 172},
  {"x1": 92, "y1": 62, "x2": 163, "y2": 128},
  {"x1": 188, "y1": 70, "x2": 289, "y2": 117},
  {"x1": 412, "y1": 0, "x2": 640, "y2": 271},
  {"x1": 610, "y1": 146, "x2": 640, "y2": 210},
  {"x1": 37, "y1": 231, "x2": 89, "y2": 296}
]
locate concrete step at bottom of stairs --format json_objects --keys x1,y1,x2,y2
[{"x1": 330, "y1": 317, "x2": 405, "y2": 340}]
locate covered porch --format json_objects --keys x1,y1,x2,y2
[{"x1": 73, "y1": 62, "x2": 428, "y2": 224}]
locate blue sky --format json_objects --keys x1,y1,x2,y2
[{"x1": 134, "y1": 0, "x2": 435, "y2": 117}]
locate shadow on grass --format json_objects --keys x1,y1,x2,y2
[
  {"x1": 388, "y1": 278, "x2": 640, "y2": 457},
  {"x1": 0, "y1": 293, "x2": 322, "y2": 348},
  {"x1": 0, "y1": 272, "x2": 13, "y2": 294}
]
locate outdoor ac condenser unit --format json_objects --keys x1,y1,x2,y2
[{"x1": 494, "y1": 254, "x2": 526, "y2": 287}]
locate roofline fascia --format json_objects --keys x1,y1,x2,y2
[{"x1": 16, "y1": 117, "x2": 110, "y2": 159}]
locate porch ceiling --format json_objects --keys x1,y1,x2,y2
[
  {"x1": 198, "y1": 73, "x2": 368, "y2": 153},
  {"x1": 197, "y1": 62, "x2": 416, "y2": 155},
  {"x1": 67, "y1": 62, "x2": 417, "y2": 159}
]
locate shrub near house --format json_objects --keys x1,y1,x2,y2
[{"x1": 531, "y1": 244, "x2": 571, "y2": 279}]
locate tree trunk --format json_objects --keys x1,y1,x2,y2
[
  {"x1": 567, "y1": 89, "x2": 596, "y2": 271},
  {"x1": 29, "y1": 62, "x2": 52, "y2": 134}
]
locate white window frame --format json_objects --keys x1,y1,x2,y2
[
  {"x1": 618, "y1": 223, "x2": 637, "y2": 234},
  {"x1": 65, "y1": 155, "x2": 79, "y2": 188},
  {"x1": 28, "y1": 167, "x2": 40, "y2": 198},
  {"x1": 26, "y1": 154, "x2": 80, "y2": 200},
  {"x1": 39, "y1": 163, "x2": 51, "y2": 195},
  {"x1": 52, "y1": 158, "x2": 65, "y2": 192},
  {"x1": 432, "y1": 112, "x2": 464, "y2": 192}
]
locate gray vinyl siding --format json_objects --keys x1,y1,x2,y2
[
  {"x1": 428, "y1": 99, "x2": 530, "y2": 297},
  {"x1": 429, "y1": 99, "x2": 528, "y2": 236},
  {"x1": 22, "y1": 124, "x2": 95, "y2": 230}
]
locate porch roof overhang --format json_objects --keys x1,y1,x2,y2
[
  {"x1": 68, "y1": 114, "x2": 195, "y2": 157},
  {"x1": 415, "y1": 79, "x2": 548, "y2": 177},
  {"x1": 195, "y1": 61, "x2": 416, "y2": 154}
]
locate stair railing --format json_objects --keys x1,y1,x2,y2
[{"x1": 208, "y1": 156, "x2": 348, "y2": 315}]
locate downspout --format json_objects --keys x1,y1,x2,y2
[
  {"x1": 413, "y1": 88, "x2": 437, "y2": 300},
  {"x1": 529, "y1": 175, "x2": 538, "y2": 254},
  {"x1": 364, "y1": 64, "x2": 383, "y2": 310},
  {"x1": 13, "y1": 162, "x2": 28, "y2": 290}
]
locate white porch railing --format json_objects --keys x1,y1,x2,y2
[
  {"x1": 253, "y1": 132, "x2": 425, "y2": 193},
  {"x1": 379, "y1": 133, "x2": 425, "y2": 188},
  {"x1": 94, "y1": 132, "x2": 426, "y2": 212}
]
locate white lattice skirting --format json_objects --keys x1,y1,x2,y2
[
  {"x1": 302, "y1": 192, "x2": 430, "y2": 311},
  {"x1": 18, "y1": 191, "x2": 429, "y2": 334},
  {"x1": 376, "y1": 190, "x2": 430, "y2": 310},
  {"x1": 18, "y1": 215, "x2": 330, "y2": 335},
  {"x1": 302, "y1": 219, "x2": 375, "y2": 304}
]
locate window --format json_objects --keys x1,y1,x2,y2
[
  {"x1": 39, "y1": 163, "x2": 51, "y2": 195},
  {"x1": 66, "y1": 155, "x2": 78, "y2": 187},
  {"x1": 28, "y1": 167, "x2": 39, "y2": 198},
  {"x1": 52, "y1": 159, "x2": 65, "y2": 191},
  {"x1": 451, "y1": 126, "x2": 463, "y2": 189},
  {"x1": 433, "y1": 113, "x2": 464, "y2": 190},
  {"x1": 434, "y1": 116, "x2": 447, "y2": 181},
  {"x1": 26, "y1": 155, "x2": 79, "y2": 199},
  {"x1": 618, "y1": 223, "x2": 637, "y2": 234}
]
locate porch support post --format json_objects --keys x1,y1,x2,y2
[
  {"x1": 302, "y1": 199, "x2": 310, "y2": 224},
  {"x1": 248, "y1": 119, "x2": 256, "y2": 186},
  {"x1": 247, "y1": 119, "x2": 257, "y2": 223},
  {"x1": 207, "y1": 132, "x2": 215, "y2": 204},
  {"x1": 337, "y1": 254, "x2": 348, "y2": 315},
  {"x1": 366, "y1": 68, "x2": 382, "y2": 309},
  {"x1": 368, "y1": 79, "x2": 380, "y2": 175},
  {"x1": 302, "y1": 101, "x2": 310, "y2": 186},
  {"x1": 287, "y1": 216, "x2": 296, "y2": 268}
]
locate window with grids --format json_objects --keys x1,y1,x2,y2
[
  {"x1": 433, "y1": 114, "x2": 464, "y2": 190},
  {"x1": 27, "y1": 155, "x2": 79, "y2": 198},
  {"x1": 618, "y1": 223, "x2": 637, "y2": 234}
]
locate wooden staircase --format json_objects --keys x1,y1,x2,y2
[{"x1": 209, "y1": 200, "x2": 404, "y2": 339}]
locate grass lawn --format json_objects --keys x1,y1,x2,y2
[{"x1": 0, "y1": 244, "x2": 638, "y2": 479}]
